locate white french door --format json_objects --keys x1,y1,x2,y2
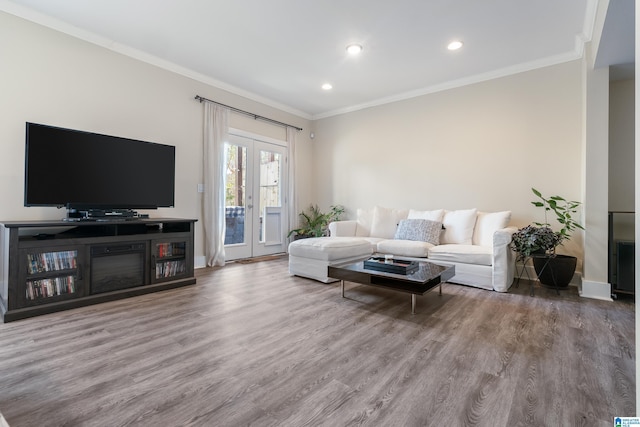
[{"x1": 224, "y1": 133, "x2": 288, "y2": 260}]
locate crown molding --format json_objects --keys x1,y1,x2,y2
[
  {"x1": 312, "y1": 51, "x2": 583, "y2": 120},
  {"x1": 2, "y1": 0, "x2": 596, "y2": 122},
  {"x1": 0, "y1": 1, "x2": 313, "y2": 120}
]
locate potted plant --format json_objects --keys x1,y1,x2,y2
[
  {"x1": 288, "y1": 204, "x2": 345, "y2": 239},
  {"x1": 510, "y1": 224, "x2": 561, "y2": 260},
  {"x1": 511, "y1": 188, "x2": 584, "y2": 288}
]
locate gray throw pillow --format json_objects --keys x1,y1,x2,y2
[{"x1": 394, "y1": 219, "x2": 442, "y2": 245}]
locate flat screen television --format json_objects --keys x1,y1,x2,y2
[{"x1": 24, "y1": 122, "x2": 175, "y2": 217}]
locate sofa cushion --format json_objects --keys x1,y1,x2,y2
[
  {"x1": 370, "y1": 206, "x2": 409, "y2": 239},
  {"x1": 288, "y1": 237, "x2": 372, "y2": 261},
  {"x1": 354, "y1": 236, "x2": 384, "y2": 253},
  {"x1": 355, "y1": 208, "x2": 374, "y2": 237},
  {"x1": 394, "y1": 219, "x2": 442, "y2": 245},
  {"x1": 362, "y1": 236, "x2": 385, "y2": 247},
  {"x1": 441, "y1": 208, "x2": 478, "y2": 245},
  {"x1": 407, "y1": 209, "x2": 445, "y2": 222},
  {"x1": 377, "y1": 239, "x2": 434, "y2": 258},
  {"x1": 428, "y1": 244, "x2": 492, "y2": 266},
  {"x1": 472, "y1": 211, "x2": 512, "y2": 247}
]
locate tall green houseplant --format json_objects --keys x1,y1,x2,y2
[
  {"x1": 511, "y1": 188, "x2": 584, "y2": 289},
  {"x1": 288, "y1": 204, "x2": 345, "y2": 239},
  {"x1": 530, "y1": 187, "x2": 584, "y2": 252}
]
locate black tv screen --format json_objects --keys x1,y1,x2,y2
[{"x1": 24, "y1": 122, "x2": 175, "y2": 210}]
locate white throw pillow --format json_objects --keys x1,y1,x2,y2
[
  {"x1": 407, "y1": 209, "x2": 445, "y2": 222},
  {"x1": 472, "y1": 211, "x2": 512, "y2": 247},
  {"x1": 355, "y1": 208, "x2": 374, "y2": 237},
  {"x1": 440, "y1": 208, "x2": 478, "y2": 245},
  {"x1": 369, "y1": 206, "x2": 409, "y2": 239}
]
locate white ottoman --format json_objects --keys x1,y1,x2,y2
[{"x1": 288, "y1": 237, "x2": 373, "y2": 283}]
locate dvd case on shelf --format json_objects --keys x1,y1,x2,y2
[
  {"x1": 27, "y1": 250, "x2": 77, "y2": 274},
  {"x1": 26, "y1": 275, "x2": 76, "y2": 300},
  {"x1": 156, "y1": 260, "x2": 186, "y2": 279}
]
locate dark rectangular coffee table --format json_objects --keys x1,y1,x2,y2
[{"x1": 328, "y1": 259, "x2": 455, "y2": 314}]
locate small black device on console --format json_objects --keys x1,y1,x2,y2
[{"x1": 66, "y1": 208, "x2": 140, "y2": 221}]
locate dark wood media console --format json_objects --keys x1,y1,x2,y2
[{"x1": 0, "y1": 218, "x2": 197, "y2": 322}]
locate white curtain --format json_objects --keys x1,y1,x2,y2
[
  {"x1": 203, "y1": 102, "x2": 228, "y2": 266},
  {"x1": 286, "y1": 126, "x2": 298, "y2": 250}
]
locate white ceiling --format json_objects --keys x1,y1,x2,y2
[
  {"x1": 595, "y1": 0, "x2": 635, "y2": 80},
  {"x1": 1, "y1": 0, "x2": 602, "y2": 119}
]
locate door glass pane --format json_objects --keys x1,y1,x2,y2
[
  {"x1": 224, "y1": 144, "x2": 247, "y2": 245},
  {"x1": 259, "y1": 150, "x2": 281, "y2": 243}
]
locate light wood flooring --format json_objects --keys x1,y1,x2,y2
[{"x1": 0, "y1": 255, "x2": 635, "y2": 426}]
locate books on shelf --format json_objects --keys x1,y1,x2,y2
[
  {"x1": 156, "y1": 242, "x2": 186, "y2": 258},
  {"x1": 156, "y1": 260, "x2": 186, "y2": 278},
  {"x1": 27, "y1": 251, "x2": 77, "y2": 274},
  {"x1": 26, "y1": 275, "x2": 76, "y2": 300}
]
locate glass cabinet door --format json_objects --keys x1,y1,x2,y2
[
  {"x1": 152, "y1": 238, "x2": 190, "y2": 283},
  {"x1": 20, "y1": 247, "x2": 84, "y2": 307}
]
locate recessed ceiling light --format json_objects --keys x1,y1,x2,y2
[
  {"x1": 322, "y1": 83, "x2": 333, "y2": 90},
  {"x1": 346, "y1": 44, "x2": 363, "y2": 55},
  {"x1": 448, "y1": 40, "x2": 463, "y2": 50}
]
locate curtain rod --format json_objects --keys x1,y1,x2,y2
[{"x1": 194, "y1": 95, "x2": 302, "y2": 131}]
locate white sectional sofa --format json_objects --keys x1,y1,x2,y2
[
  {"x1": 288, "y1": 236, "x2": 373, "y2": 283},
  {"x1": 326, "y1": 206, "x2": 517, "y2": 292}
]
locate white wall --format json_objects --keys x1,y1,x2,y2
[
  {"x1": 313, "y1": 60, "x2": 585, "y2": 259},
  {"x1": 610, "y1": 79, "x2": 636, "y2": 210},
  {"x1": 0, "y1": 11, "x2": 313, "y2": 264},
  {"x1": 580, "y1": 38, "x2": 612, "y2": 300},
  {"x1": 609, "y1": 78, "x2": 635, "y2": 242}
]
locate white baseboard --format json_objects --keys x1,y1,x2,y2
[
  {"x1": 195, "y1": 256, "x2": 206, "y2": 269},
  {"x1": 579, "y1": 279, "x2": 613, "y2": 301},
  {"x1": 516, "y1": 263, "x2": 612, "y2": 300}
]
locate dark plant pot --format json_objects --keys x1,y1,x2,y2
[
  {"x1": 533, "y1": 254, "x2": 577, "y2": 288},
  {"x1": 292, "y1": 233, "x2": 313, "y2": 241}
]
